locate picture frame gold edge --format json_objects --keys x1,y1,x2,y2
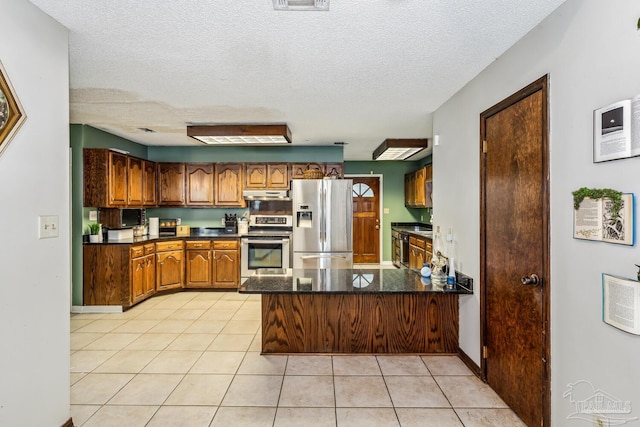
[{"x1": 0, "y1": 60, "x2": 27, "y2": 158}]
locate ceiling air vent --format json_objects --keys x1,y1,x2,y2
[{"x1": 273, "y1": 0, "x2": 329, "y2": 11}]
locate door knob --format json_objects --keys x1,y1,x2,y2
[
  {"x1": 375, "y1": 225, "x2": 380, "y2": 230},
  {"x1": 521, "y1": 274, "x2": 540, "y2": 286}
]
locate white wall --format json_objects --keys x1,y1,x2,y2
[
  {"x1": 0, "y1": 0, "x2": 70, "y2": 425},
  {"x1": 433, "y1": 0, "x2": 640, "y2": 424}
]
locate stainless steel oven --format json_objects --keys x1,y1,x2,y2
[{"x1": 241, "y1": 235, "x2": 291, "y2": 278}]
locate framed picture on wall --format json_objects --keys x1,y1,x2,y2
[
  {"x1": 0, "y1": 60, "x2": 27, "y2": 158},
  {"x1": 593, "y1": 96, "x2": 640, "y2": 162}
]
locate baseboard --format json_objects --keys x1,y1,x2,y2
[
  {"x1": 458, "y1": 347, "x2": 482, "y2": 379},
  {"x1": 61, "y1": 417, "x2": 74, "y2": 427},
  {"x1": 71, "y1": 305, "x2": 123, "y2": 314}
]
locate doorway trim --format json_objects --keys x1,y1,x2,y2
[
  {"x1": 479, "y1": 75, "x2": 551, "y2": 425},
  {"x1": 345, "y1": 173, "x2": 385, "y2": 264}
]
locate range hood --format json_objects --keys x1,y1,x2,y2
[{"x1": 243, "y1": 190, "x2": 291, "y2": 201}]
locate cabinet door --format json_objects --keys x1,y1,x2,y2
[
  {"x1": 323, "y1": 163, "x2": 343, "y2": 179},
  {"x1": 185, "y1": 249, "x2": 212, "y2": 288},
  {"x1": 143, "y1": 161, "x2": 157, "y2": 207},
  {"x1": 215, "y1": 163, "x2": 244, "y2": 207},
  {"x1": 158, "y1": 163, "x2": 186, "y2": 206},
  {"x1": 156, "y1": 250, "x2": 184, "y2": 290},
  {"x1": 424, "y1": 165, "x2": 433, "y2": 208},
  {"x1": 245, "y1": 164, "x2": 267, "y2": 189},
  {"x1": 267, "y1": 163, "x2": 289, "y2": 188},
  {"x1": 212, "y1": 250, "x2": 238, "y2": 288},
  {"x1": 108, "y1": 151, "x2": 128, "y2": 206},
  {"x1": 404, "y1": 173, "x2": 413, "y2": 207},
  {"x1": 186, "y1": 163, "x2": 215, "y2": 206},
  {"x1": 414, "y1": 167, "x2": 426, "y2": 207},
  {"x1": 130, "y1": 255, "x2": 146, "y2": 304},
  {"x1": 128, "y1": 157, "x2": 144, "y2": 207},
  {"x1": 144, "y1": 253, "x2": 156, "y2": 296},
  {"x1": 290, "y1": 163, "x2": 307, "y2": 180}
]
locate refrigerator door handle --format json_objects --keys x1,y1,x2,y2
[
  {"x1": 321, "y1": 185, "x2": 327, "y2": 243},
  {"x1": 298, "y1": 254, "x2": 350, "y2": 259}
]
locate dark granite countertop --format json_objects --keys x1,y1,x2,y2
[
  {"x1": 83, "y1": 227, "x2": 241, "y2": 245},
  {"x1": 391, "y1": 222, "x2": 433, "y2": 239},
  {"x1": 239, "y1": 268, "x2": 473, "y2": 295}
]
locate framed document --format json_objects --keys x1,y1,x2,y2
[
  {"x1": 602, "y1": 274, "x2": 640, "y2": 335},
  {"x1": 593, "y1": 96, "x2": 640, "y2": 162}
]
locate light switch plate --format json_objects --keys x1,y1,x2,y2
[
  {"x1": 383, "y1": 208, "x2": 390, "y2": 214},
  {"x1": 89, "y1": 210, "x2": 97, "y2": 221},
  {"x1": 39, "y1": 215, "x2": 59, "y2": 239}
]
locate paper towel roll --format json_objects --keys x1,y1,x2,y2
[{"x1": 148, "y1": 217, "x2": 159, "y2": 236}]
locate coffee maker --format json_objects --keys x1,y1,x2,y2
[{"x1": 224, "y1": 214, "x2": 238, "y2": 233}]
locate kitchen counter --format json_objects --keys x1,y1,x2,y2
[
  {"x1": 391, "y1": 222, "x2": 433, "y2": 238},
  {"x1": 84, "y1": 227, "x2": 241, "y2": 245},
  {"x1": 239, "y1": 268, "x2": 472, "y2": 294}
]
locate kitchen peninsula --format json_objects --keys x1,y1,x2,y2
[{"x1": 239, "y1": 267, "x2": 472, "y2": 354}]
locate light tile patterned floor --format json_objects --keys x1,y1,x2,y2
[{"x1": 70, "y1": 291, "x2": 526, "y2": 427}]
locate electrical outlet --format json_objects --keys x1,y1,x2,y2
[
  {"x1": 38, "y1": 215, "x2": 59, "y2": 239},
  {"x1": 89, "y1": 210, "x2": 97, "y2": 221}
]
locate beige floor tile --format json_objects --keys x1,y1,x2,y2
[
  {"x1": 125, "y1": 333, "x2": 178, "y2": 350},
  {"x1": 153, "y1": 299, "x2": 190, "y2": 309},
  {"x1": 167, "y1": 308, "x2": 207, "y2": 320},
  {"x1": 72, "y1": 313, "x2": 107, "y2": 320},
  {"x1": 220, "y1": 319, "x2": 261, "y2": 334},
  {"x1": 71, "y1": 372, "x2": 87, "y2": 386},
  {"x1": 200, "y1": 309, "x2": 237, "y2": 320},
  {"x1": 335, "y1": 408, "x2": 400, "y2": 427},
  {"x1": 208, "y1": 333, "x2": 254, "y2": 351},
  {"x1": 102, "y1": 310, "x2": 143, "y2": 320},
  {"x1": 71, "y1": 350, "x2": 117, "y2": 373},
  {"x1": 181, "y1": 300, "x2": 216, "y2": 310},
  {"x1": 83, "y1": 333, "x2": 141, "y2": 350},
  {"x1": 93, "y1": 350, "x2": 160, "y2": 374},
  {"x1": 70, "y1": 404, "x2": 101, "y2": 426},
  {"x1": 220, "y1": 293, "x2": 248, "y2": 301},
  {"x1": 108, "y1": 373, "x2": 183, "y2": 405},
  {"x1": 434, "y1": 376, "x2": 508, "y2": 408},
  {"x1": 184, "y1": 319, "x2": 228, "y2": 334},
  {"x1": 334, "y1": 376, "x2": 393, "y2": 408},
  {"x1": 286, "y1": 355, "x2": 334, "y2": 376},
  {"x1": 112, "y1": 319, "x2": 160, "y2": 333},
  {"x1": 221, "y1": 375, "x2": 283, "y2": 406},
  {"x1": 147, "y1": 319, "x2": 194, "y2": 334},
  {"x1": 232, "y1": 309, "x2": 261, "y2": 321},
  {"x1": 279, "y1": 376, "x2": 335, "y2": 407},
  {"x1": 132, "y1": 297, "x2": 164, "y2": 309},
  {"x1": 146, "y1": 405, "x2": 217, "y2": 427},
  {"x1": 133, "y1": 308, "x2": 177, "y2": 320},
  {"x1": 71, "y1": 319, "x2": 97, "y2": 332},
  {"x1": 249, "y1": 334, "x2": 263, "y2": 351},
  {"x1": 192, "y1": 292, "x2": 224, "y2": 301},
  {"x1": 70, "y1": 373, "x2": 134, "y2": 404},
  {"x1": 237, "y1": 351, "x2": 288, "y2": 375},
  {"x1": 70, "y1": 332, "x2": 103, "y2": 350},
  {"x1": 81, "y1": 405, "x2": 157, "y2": 427},
  {"x1": 166, "y1": 333, "x2": 217, "y2": 351},
  {"x1": 75, "y1": 319, "x2": 128, "y2": 333},
  {"x1": 141, "y1": 350, "x2": 203, "y2": 374},
  {"x1": 421, "y1": 355, "x2": 473, "y2": 376},
  {"x1": 333, "y1": 355, "x2": 382, "y2": 376},
  {"x1": 384, "y1": 376, "x2": 450, "y2": 408},
  {"x1": 210, "y1": 407, "x2": 276, "y2": 427},
  {"x1": 376, "y1": 355, "x2": 430, "y2": 376},
  {"x1": 455, "y1": 408, "x2": 527, "y2": 426},
  {"x1": 395, "y1": 408, "x2": 463, "y2": 426},
  {"x1": 189, "y1": 351, "x2": 245, "y2": 374},
  {"x1": 274, "y1": 407, "x2": 336, "y2": 427},
  {"x1": 165, "y1": 374, "x2": 233, "y2": 406},
  {"x1": 212, "y1": 300, "x2": 244, "y2": 310}
]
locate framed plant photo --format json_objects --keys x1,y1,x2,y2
[{"x1": 0, "y1": 60, "x2": 27, "y2": 157}]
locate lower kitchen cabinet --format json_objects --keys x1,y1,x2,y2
[
  {"x1": 409, "y1": 235, "x2": 432, "y2": 270},
  {"x1": 185, "y1": 241, "x2": 213, "y2": 288},
  {"x1": 185, "y1": 239, "x2": 239, "y2": 289},
  {"x1": 156, "y1": 240, "x2": 184, "y2": 291},
  {"x1": 213, "y1": 248, "x2": 239, "y2": 288},
  {"x1": 131, "y1": 244, "x2": 156, "y2": 305}
]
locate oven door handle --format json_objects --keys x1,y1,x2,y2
[{"x1": 242, "y1": 238, "x2": 290, "y2": 244}]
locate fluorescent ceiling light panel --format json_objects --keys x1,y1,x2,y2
[
  {"x1": 187, "y1": 124, "x2": 292, "y2": 145},
  {"x1": 273, "y1": 0, "x2": 329, "y2": 11},
  {"x1": 372, "y1": 138, "x2": 429, "y2": 161}
]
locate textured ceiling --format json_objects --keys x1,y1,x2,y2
[{"x1": 29, "y1": 0, "x2": 565, "y2": 160}]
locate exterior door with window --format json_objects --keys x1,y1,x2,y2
[{"x1": 352, "y1": 177, "x2": 380, "y2": 264}]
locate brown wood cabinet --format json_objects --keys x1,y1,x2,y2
[
  {"x1": 155, "y1": 240, "x2": 184, "y2": 291},
  {"x1": 130, "y1": 243, "x2": 155, "y2": 305},
  {"x1": 185, "y1": 240, "x2": 213, "y2": 288},
  {"x1": 83, "y1": 149, "x2": 129, "y2": 207},
  {"x1": 404, "y1": 164, "x2": 432, "y2": 208},
  {"x1": 323, "y1": 163, "x2": 344, "y2": 178},
  {"x1": 245, "y1": 163, "x2": 289, "y2": 189},
  {"x1": 158, "y1": 163, "x2": 186, "y2": 206},
  {"x1": 185, "y1": 239, "x2": 239, "y2": 288},
  {"x1": 212, "y1": 240, "x2": 239, "y2": 288},
  {"x1": 290, "y1": 162, "x2": 344, "y2": 180},
  {"x1": 215, "y1": 163, "x2": 244, "y2": 207},
  {"x1": 142, "y1": 160, "x2": 157, "y2": 206},
  {"x1": 128, "y1": 157, "x2": 144, "y2": 206},
  {"x1": 186, "y1": 163, "x2": 215, "y2": 206},
  {"x1": 409, "y1": 235, "x2": 432, "y2": 269}
]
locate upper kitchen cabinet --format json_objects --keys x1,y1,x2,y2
[
  {"x1": 290, "y1": 162, "x2": 343, "y2": 180},
  {"x1": 404, "y1": 164, "x2": 432, "y2": 208},
  {"x1": 158, "y1": 163, "x2": 186, "y2": 206},
  {"x1": 245, "y1": 163, "x2": 289, "y2": 189},
  {"x1": 186, "y1": 163, "x2": 215, "y2": 206},
  {"x1": 215, "y1": 163, "x2": 245, "y2": 207},
  {"x1": 84, "y1": 148, "x2": 128, "y2": 207},
  {"x1": 142, "y1": 160, "x2": 157, "y2": 206},
  {"x1": 323, "y1": 163, "x2": 344, "y2": 179},
  {"x1": 127, "y1": 157, "x2": 144, "y2": 206}
]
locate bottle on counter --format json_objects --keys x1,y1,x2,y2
[
  {"x1": 446, "y1": 257, "x2": 456, "y2": 288},
  {"x1": 431, "y1": 226, "x2": 447, "y2": 284}
]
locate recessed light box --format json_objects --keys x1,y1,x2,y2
[
  {"x1": 187, "y1": 124, "x2": 292, "y2": 145},
  {"x1": 372, "y1": 138, "x2": 429, "y2": 161},
  {"x1": 273, "y1": 0, "x2": 329, "y2": 11}
]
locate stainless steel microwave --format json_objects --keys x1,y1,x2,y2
[{"x1": 98, "y1": 208, "x2": 146, "y2": 229}]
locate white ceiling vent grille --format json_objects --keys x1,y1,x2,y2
[{"x1": 273, "y1": 0, "x2": 329, "y2": 11}]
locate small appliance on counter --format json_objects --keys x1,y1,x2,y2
[
  {"x1": 224, "y1": 214, "x2": 238, "y2": 233},
  {"x1": 159, "y1": 219, "x2": 179, "y2": 236}
]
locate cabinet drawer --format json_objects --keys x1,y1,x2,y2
[
  {"x1": 130, "y1": 245, "x2": 145, "y2": 258},
  {"x1": 425, "y1": 241, "x2": 433, "y2": 253},
  {"x1": 409, "y1": 236, "x2": 426, "y2": 249},
  {"x1": 156, "y1": 240, "x2": 184, "y2": 252},
  {"x1": 213, "y1": 240, "x2": 238, "y2": 250},
  {"x1": 186, "y1": 240, "x2": 212, "y2": 250}
]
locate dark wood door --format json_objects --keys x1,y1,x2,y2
[
  {"x1": 481, "y1": 76, "x2": 550, "y2": 427},
  {"x1": 352, "y1": 176, "x2": 380, "y2": 264}
]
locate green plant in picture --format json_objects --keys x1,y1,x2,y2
[
  {"x1": 88, "y1": 223, "x2": 101, "y2": 235},
  {"x1": 572, "y1": 187, "x2": 622, "y2": 213},
  {"x1": 637, "y1": 17, "x2": 640, "y2": 31}
]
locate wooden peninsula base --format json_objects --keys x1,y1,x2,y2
[{"x1": 261, "y1": 293, "x2": 459, "y2": 354}]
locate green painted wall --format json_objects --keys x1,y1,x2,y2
[
  {"x1": 148, "y1": 145, "x2": 343, "y2": 163},
  {"x1": 344, "y1": 158, "x2": 432, "y2": 262}
]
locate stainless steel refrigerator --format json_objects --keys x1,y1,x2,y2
[{"x1": 292, "y1": 179, "x2": 353, "y2": 269}]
